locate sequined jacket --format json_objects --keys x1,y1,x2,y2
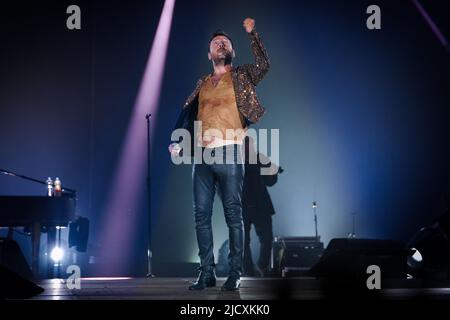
[{"x1": 173, "y1": 29, "x2": 270, "y2": 142}]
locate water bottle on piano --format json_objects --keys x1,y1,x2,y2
[
  {"x1": 54, "y1": 177, "x2": 62, "y2": 196},
  {"x1": 46, "y1": 177, "x2": 54, "y2": 196}
]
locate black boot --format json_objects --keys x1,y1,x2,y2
[
  {"x1": 221, "y1": 274, "x2": 241, "y2": 291},
  {"x1": 189, "y1": 267, "x2": 216, "y2": 291}
]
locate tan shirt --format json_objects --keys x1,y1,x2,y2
[{"x1": 197, "y1": 72, "x2": 247, "y2": 148}]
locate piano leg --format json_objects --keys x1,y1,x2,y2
[{"x1": 31, "y1": 222, "x2": 41, "y2": 279}]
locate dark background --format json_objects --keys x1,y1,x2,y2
[{"x1": 1, "y1": 0, "x2": 449, "y2": 276}]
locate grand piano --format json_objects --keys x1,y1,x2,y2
[{"x1": 0, "y1": 196, "x2": 76, "y2": 279}]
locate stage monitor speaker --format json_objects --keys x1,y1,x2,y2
[
  {"x1": 308, "y1": 238, "x2": 409, "y2": 280},
  {"x1": 0, "y1": 238, "x2": 44, "y2": 299},
  {"x1": 0, "y1": 238, "x2": 33, "y2": 280},
  {"x1": 0, "y1": 265, "x2": 45, "y2": 299}
]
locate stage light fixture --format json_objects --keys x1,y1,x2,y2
[{"x1": 50, "y1": 247, "x2": 64, "y2": 263}]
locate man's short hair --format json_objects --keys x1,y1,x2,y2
[{"x1": 209, "y1": 29, "x2": 234, "y2": 48}]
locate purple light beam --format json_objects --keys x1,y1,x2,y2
[
  {"x1": 412, "y1": 0, "x2": 449, "y2": 53},
  {"x1": 97, "y1": 0, "x2": 176, "y2": 275}
]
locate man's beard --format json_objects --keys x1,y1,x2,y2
[{"x1": 213, "y1": 51, "x2": 233, "y2": 66}]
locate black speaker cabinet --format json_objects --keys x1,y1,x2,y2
[
  {"x1": 272, "y1": 236, "x2": 324, "y2": 276},
  {"x1": 308, "y1": 238, "x2": 409, "y2": 280},
  {"x1": 0, "y1": 238, "x2": 33, "y2": 280},
  {"x1": 0, "y1": 238, "x2": 44, "y2": 299}
]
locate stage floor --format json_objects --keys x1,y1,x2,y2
[{"x1": 32, "y1": 277, "x2": 450, "y2": 300}]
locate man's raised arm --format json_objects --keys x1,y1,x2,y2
[{"x1": 243, "y1": 18, "x2": 270, "y2": 85}]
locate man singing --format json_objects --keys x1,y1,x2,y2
[{"x1": 169, "y1": 18, "x2": 270, "y2": 291}]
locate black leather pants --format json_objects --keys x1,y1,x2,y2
[{"x1": 192, "y1": 144, "x2": 244, "y2": 276}]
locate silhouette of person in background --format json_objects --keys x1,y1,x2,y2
[{"x1": 242, "y1": 136, "x2": 282, "y2": 277}]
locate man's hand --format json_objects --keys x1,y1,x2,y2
[
  {"x1": 243, "y1": 18, "x2": 255, "y2": 33},
  {"x1": 168, "y1": 143, "x2": 182, "y2": 157}
]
